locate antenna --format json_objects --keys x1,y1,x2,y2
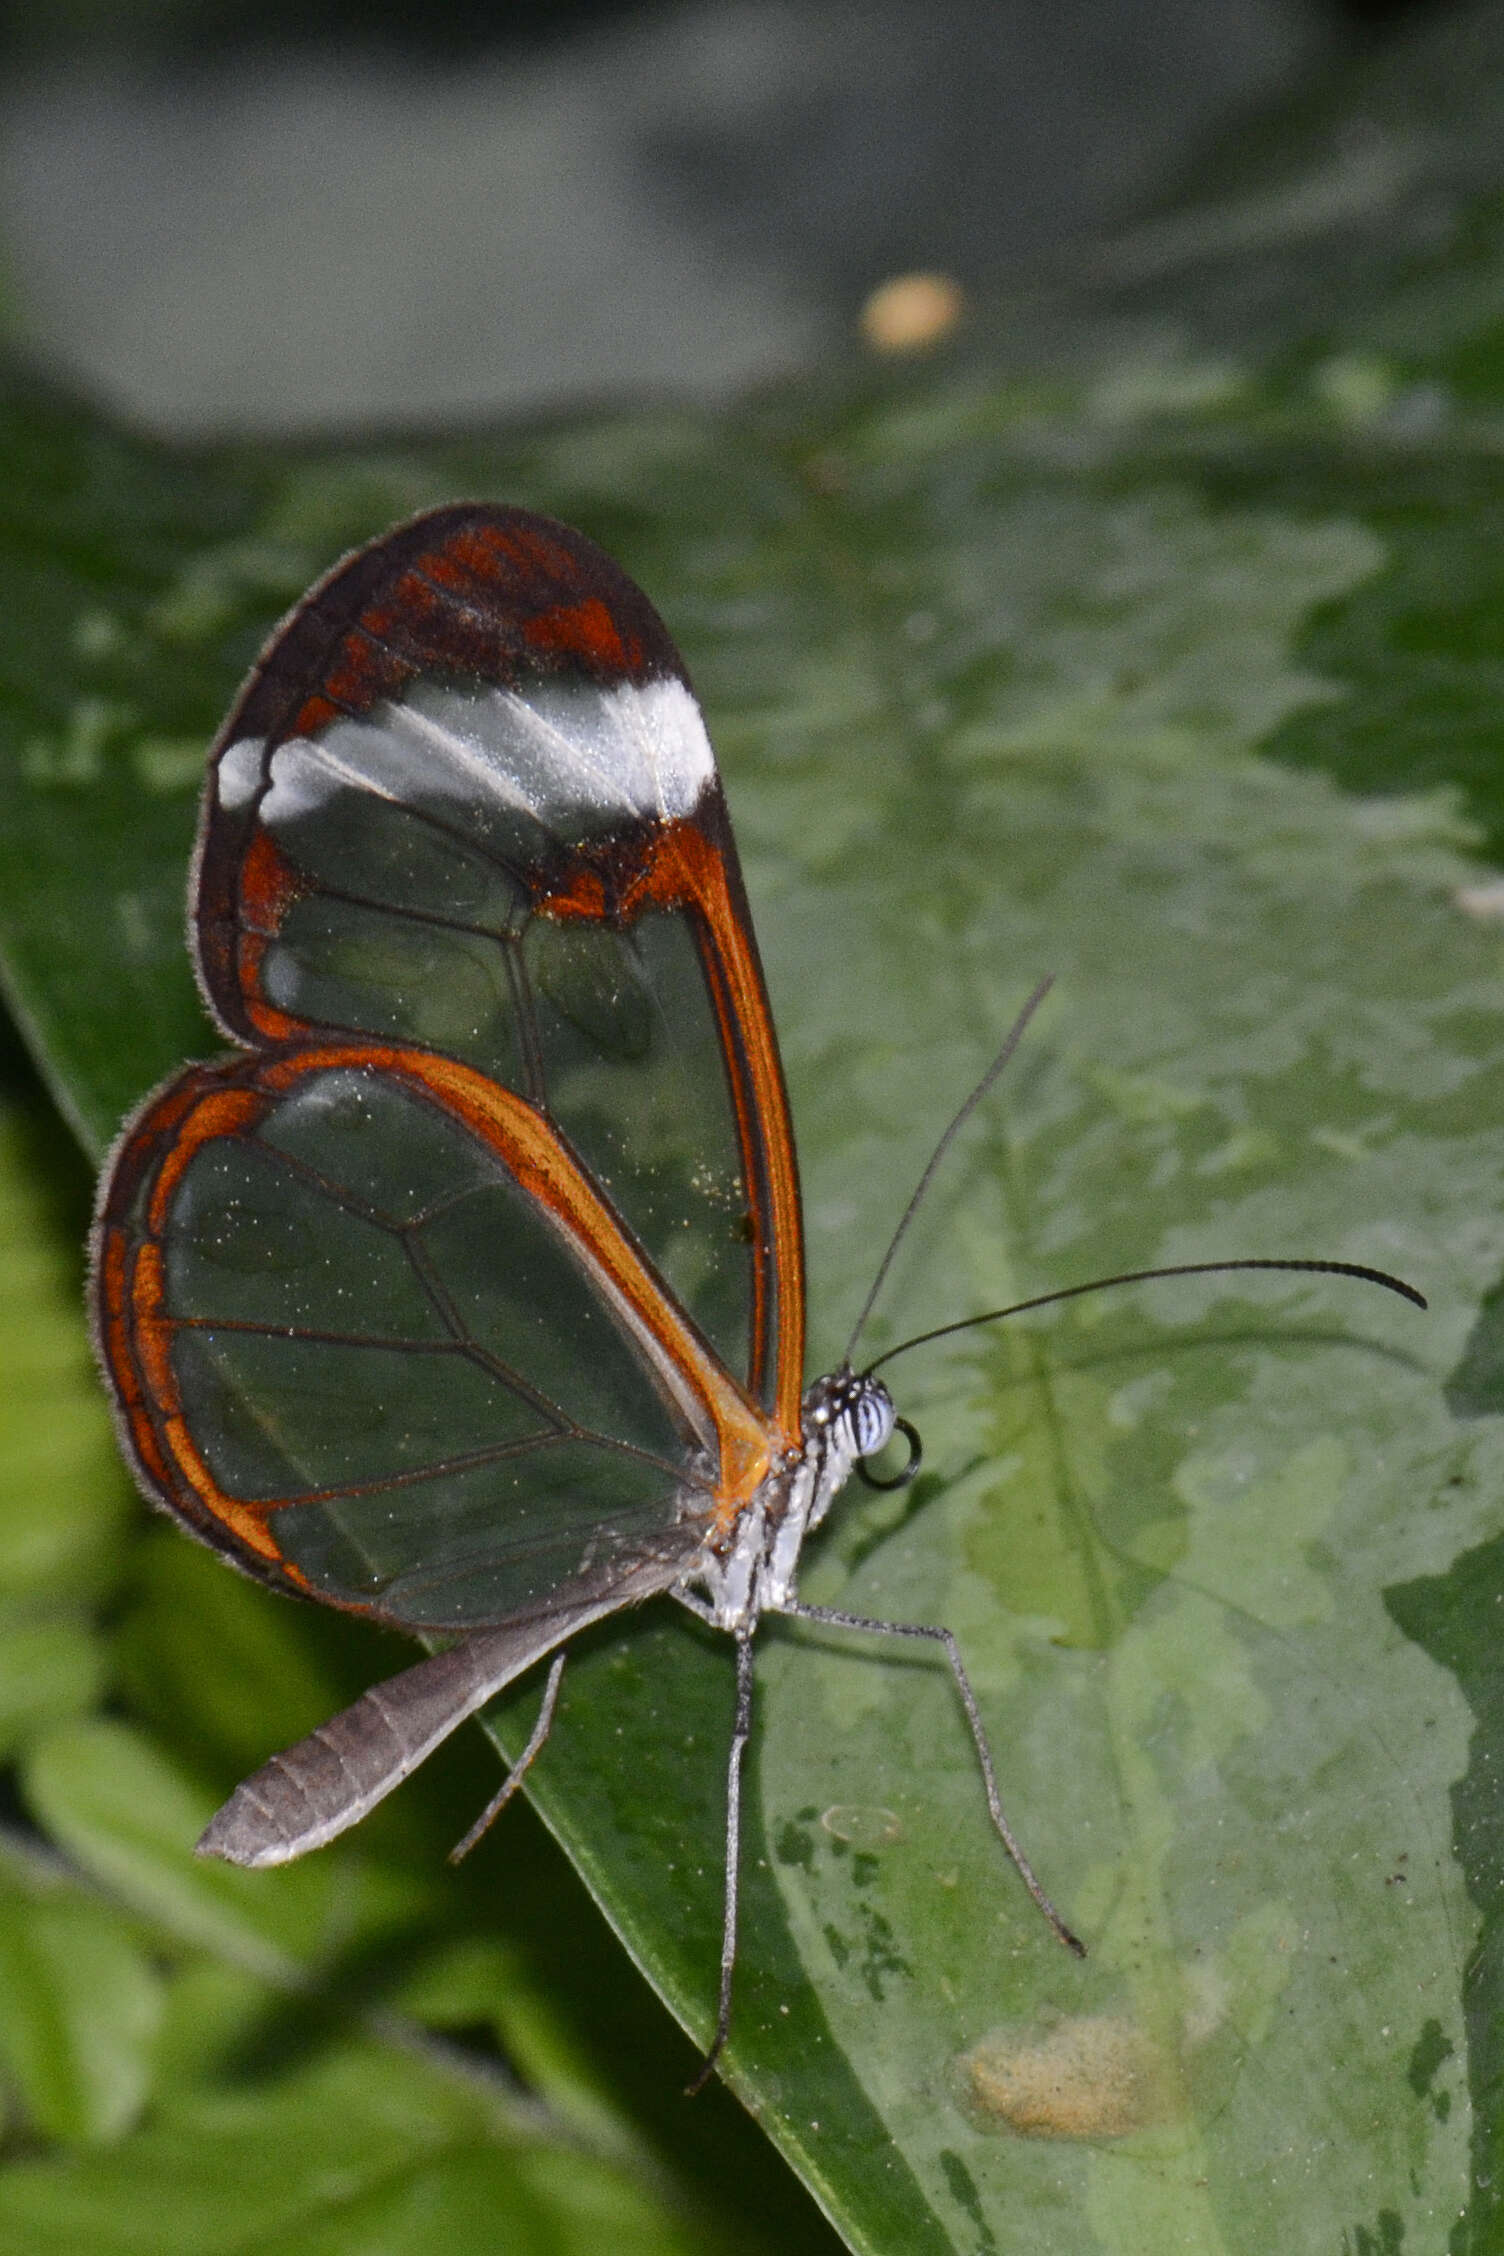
[
  {"x1": 864, "y1": 1257, "x2": 1425, "y2": 1377},
  {"x1": 844, "y1": 975, "x2": 1055, "y2": 1366}
]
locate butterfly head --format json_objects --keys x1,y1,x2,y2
[
  {"x1": 803, "y1": 1365, "x2": 891, "y2": 1452},
  {"x1": 801, "y1": 1367, "x2": 919, "y2": 1515},
  {"x1": 818, "y1": 1368, "x2": 896, "y2": 1459}
]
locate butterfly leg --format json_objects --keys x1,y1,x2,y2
[
  {"x1": 783, "y1": 1602, "x2": 1085, "y2": 1957},
  {"x1": 449, "y1": 1649, "x2": 568, "y2": 1864},
  {"x1": 685, "y1": 1625, "x2": 756, "y2": 2095}
]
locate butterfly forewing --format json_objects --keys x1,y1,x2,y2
[{"x1": 190, "y1": 505, "x2": 803, "y2": 1420}]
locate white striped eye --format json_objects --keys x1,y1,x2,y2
[{"x1": 842, "y1": 1377, "x2": 895, "y2": 1460}]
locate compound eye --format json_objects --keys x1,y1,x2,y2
[
  {"x1": 856, "y1": 1414, "x2": 922, "y2": 1493},
  {"x1": 851, "y1": 1382, "x2": 895, "y2": 1458}
]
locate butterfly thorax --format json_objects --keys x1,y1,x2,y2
[{"x1": 688, "y1": 1370, "x2": 895, "y2": 1634}]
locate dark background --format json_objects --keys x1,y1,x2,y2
[{"x1": 0, "y1": 0, "x2": 1463, "y2": 436}]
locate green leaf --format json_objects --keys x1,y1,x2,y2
[
  {"x1": 0, "y1": 1618, "x2": 105, "y2": 1760},
  {"x1": 0, "y1": 1092, "x2": 133, "y2": 1605},
  {"x1": 0, "y1": 1884, "x2": 162, "y2": 2143},
  {"x1": 0, "y1": 2036, "x2": 710, "y2": 2256},
  {"x1": 390, "y1": 1933, "x2": 648, "y2": 2165},
  {"x1": 22, "y1": 1718, "x2": 343, "y2": 1981},
  {"x1": 8, "y1": 12, "x2": 1504, "y2": 2251}
]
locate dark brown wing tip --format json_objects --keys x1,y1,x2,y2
[{"x1": 221, "y1": 500, "x2": 691, "y2": 754}]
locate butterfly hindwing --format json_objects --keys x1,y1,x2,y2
[{"x1": 95, "y1": 1041, "x2": 780, "y2": 1628}]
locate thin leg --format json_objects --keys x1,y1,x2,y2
[
  {"x1": 685, "y1": 1627, "x2": 756, "y2": 2096},
  {"x1": 785, "y1": 1602, "x2": 1085, "y2": 1958},
  {"x1": 448, "y1": 1650, "x2": 567, "y2": 1864}
]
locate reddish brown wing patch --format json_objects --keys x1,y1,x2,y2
[{"x1": 248, "y1": 505, "x2": 682, "y2": 742}]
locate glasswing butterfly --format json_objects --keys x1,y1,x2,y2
[{"x1": 90, "y1": 504, "x2": 1422, "y2": 2086}]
